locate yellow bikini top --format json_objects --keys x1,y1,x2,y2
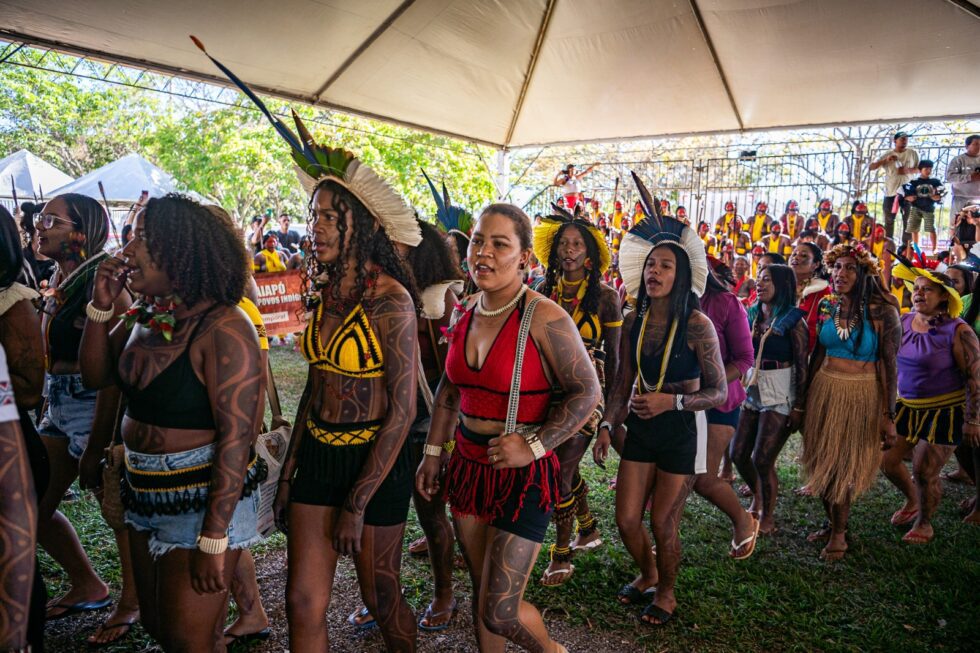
[
  {"x1": 556, "y1": 278, "x2": 622, "y2": 345},
  {"x1": 301, "y1": 302, "x2": 384, "y2": 378}
]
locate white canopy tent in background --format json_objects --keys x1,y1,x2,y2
[
  {"x1": 2, "y1": 0, "x2": 978, "y2": 150},
  {"x1": 0, "y1": 149, "x2": 73, "y2": 200},
  {"x1": 52, "y1": 152, "x2": 182, "y2": 203}
]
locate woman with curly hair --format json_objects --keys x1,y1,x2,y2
[
  {"x1": 802, "y1": 244, "x2": 901, "y2": 561},
  {"x1": 880, "y1": 267, "x2": 980, "y2": 542},
  {"x1": 534, "y1": 204, "x2": 621, "y2": 586},
  {"x1": 79, "y1": 194, "x2": 266, "y2": 651},
  {"x1": 34, "y1": 194, "x2": 130, "y2": 624},
  {"x1": 731, "y1": 264, "x2": 809, "y2": 535},
  {"x1": 416, "y1": 202, "x2": 599, "y2": 652}
]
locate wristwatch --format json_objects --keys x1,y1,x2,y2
[{"x1": 674, "y1": 394, "x2": 684, "y2": 411}]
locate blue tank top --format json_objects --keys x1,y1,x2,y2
[{"x1": 818, "y1": 302, "x2": 878, "y2": 362}]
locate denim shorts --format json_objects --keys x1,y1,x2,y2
[
  {"x1": 38, "y1": 373, "x2": 97, "y2": 459},
  {"x1": 123, "y1": 443, "x2": 262, "y2": 558},
  {"x1": 742, "y1": 384, "x2": 792, "y2": 416}
]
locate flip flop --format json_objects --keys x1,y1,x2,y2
[
  {"x1": 730, "y1": 515, "x2": 761, "y2": 560},
  {"x1": 86, "y1": 619, "x2": 137, "y2": 648},
  {"x1": 819, "y1": 545, "x2": 847, "y2": 562},
  {"x1": 408, "y1": 535, "x2": 429, "y2": 556},
  {"x1": 901, "y1": 529, "x2": 933, "y2": 544},
  {"x1": 540, "y1": 564, "x2": 575, "y2": 587},
  {"x1": 641, "y1": 602, "x2": 675, "y2": 626},
  {"x1": 224, "y1": 628, "x2": 271, "y2": 649},
  {"x1": 737, "y1": 484, "x2": 753, "y2": 498},
  {"x1": 890, "y1": 507, "x2": 919, "y2": 526},
  {"x1": 941, "y1": 469, "x2": 974, "y2": 485},
  {"x1": 47, "y1": 595, "x2": 113, "y2": 621},
  {"x1": 572, "y1": 537, "x2": 603, "y2": 554},
  {"x1": 617, "y1": 583, "x2": 654, "y2": 605},
  {"x1": 347, "y1": 606, "x2": 377, "y2": 630},
  {"x1": 418, "y1": 599, "x2": 458, "y2": 632},
  {"x1": 794, "y1": 485, "x2": 813, "y2": 497}
]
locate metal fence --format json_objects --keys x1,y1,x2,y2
[{"x1": 523, "y1": 136, "x2": 972, "y2": 241}]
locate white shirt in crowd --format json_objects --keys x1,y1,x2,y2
[
  {"x1": 0, "y1": 344, "x2": 18, "y2": 423},
  {"x1": 881, "y1": 148, "x2": 920, "y2": 196},
  {"x1": 946, "y1": 153, "x2": 980, "y2": 209}
]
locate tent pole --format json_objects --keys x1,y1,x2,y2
[
  {"x1": 942, "y1": 0, "x2": 980, "y2": 20},
  {"x1": 504, "y1": 0, "x2": 558, "y2": 147},
  {"x1": 495, "y1": 149, "x2": 511, "y2": 201},
  {"x1": 688, "y1": 0, "x2": 743, "y2": 131}
]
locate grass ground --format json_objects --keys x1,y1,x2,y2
[{"x1": 41, "y1": 347, "x2": 980, "y2": 652}]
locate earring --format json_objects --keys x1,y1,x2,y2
[{"x1": 585, "y1": 258, "x2": 593, "y2": 271}]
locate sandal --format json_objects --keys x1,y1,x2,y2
[
  {"x1": 640, "y1": 602, "x2": 675, "y2": 626},
  {"x1": 890, "y1": 507, "x2": 919, "y2": 526},
  {"x1": 617, "y1": 583, "x2": 654, "y2": 605},
  {"x1": 418, "y1": 599, "x2": 458, "y2": 632},
  {"x1": 347, "y1": 606, "x2": 377, "y2": 630},
  {"x1": 540, "y1": 564, "x2": 575, "y2": 587},
  {"x1": 408, "y1": 535, "x2": 429, "y2": 556},
  {"x1": 224, "y1": 628, "x2": 271, "y2": 649},
  {"x1": 47, "y1": 594, "x2": 113, "y2": 621},
  {"x1": 571, "y1": 537, "x2": 603, "y2": 554},
  {"x1": 730, "y1": 514, "x2": 761, "y2": 560},
  {"x1": 86, "y1": 619, "x2": 137, "y2": 648},
  {"x1": 819, "y1": 544, "x2": 847, "y2": 561},
  {"x1": 901, "y1": 529, "x2": 933, "y2": 544}
]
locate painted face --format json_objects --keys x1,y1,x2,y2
[
  {"x1": 698, "y1": 222, "x2": 709, "y2": 236},
  {"x1": 854, "y1": 204, "x2": 868, "y2": 215},
  {"x1": 614, "y1": 201, "x2": 623, "y2": 210},
  {"x1": 677, "y1": 208, "x2": 687, "y2": 220},
  {"x1": 120, "y1": 211, "x2": 172, "y2": 297},
  {"x1": 819, "y1": 200, "x2": 832, "y2": 212},
  {"x1": 34, "y1": 197, "x2": 77, "y2": 260},
  {"x1": 310, "y1": 187, "x2": 357, "y2": 266},
  {"x1": 838, "y1": 225, "x2": 851, "y2": 238},
  {"x1": 947, "y1": 268, "x2": 969, "y2": 295},
  {"x1": 770, "y1": 223, "x2": 782, "y2": 236},
  {"x1": 874, "y1": 225, "x2": 886, "y2": 241},
  {"x1": 557, "y1": 226, "x2": 588, "y2": 275},
  {"x1": 789, "y1": 245, "x2": 817, "y2": 278},
  {"x1": 831, "y1": 256, "x2": 859, "y2": 295},
  {"x1": 787, "y1": 201, "x2": 799, "y2": 213},
  {"x1": 643, "y1": 245, "x2": 677, "y2": 299},
  {"x1": 264, "y1": 234, "x2": 279, "y2": 251},
  {"x1": 757, "y1": 203, "x2": 768, "y2": 214},
  {"x1": 734, "y1": 257, "x2": 749, "y2": 277},
  {"x1": 725, "y1": 202, "x2": 735, "y2": 213},
  {"x1": 660, "y1": 200, "x2": 670, "y2": 213},
  {"x1": 757, "y1": 269, "x2": 776, "y2": 303},
  {"x1": 467, "y1": 212, "x2": 529, "y2": 292},
  {"x1": 911, "y1": 276, "x2": 947, "y2": 315}
]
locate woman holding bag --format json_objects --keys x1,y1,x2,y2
[
  {"x1": 731, "y1": 264, "x2": 809, "y2": 535},
  {"x1": 416, "y1": 203, "x2": 599, "y2": 653}
]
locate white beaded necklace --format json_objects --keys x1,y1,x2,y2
[{"x1": 476, "y1": 284, "x2": 528, "y2": 318}]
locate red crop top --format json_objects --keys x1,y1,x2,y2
[{"x1": 445, "y1": 304, "x2": 552, "y2": 425}]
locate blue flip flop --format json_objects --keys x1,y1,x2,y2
[
  {"x1": 47, "y1": 595, "x2": 113, "y2": 621},
  {"x1": 347, "y1": 606, "x2": 377, "y2": 630},
  {"x1": 418, "y1": 599, "x2": 458, "y2": 632}
]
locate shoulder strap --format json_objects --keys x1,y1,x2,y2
[{"x1": 504, "y1": 297, "x2": 543, "y2": 434}]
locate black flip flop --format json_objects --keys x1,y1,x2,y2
[
  {"x1": 641, "y1": 602, "x2": 675, "y2": 626},
  {"x1": 347, "y1": 607, "x2": 377, "y2": 630},
  {"x1": 86, "y1": 619, "x2": 137, "y2": 649},
  {"x1": 47, "y1": 595, "x2": 113, "y2": 621},
  {"x1": 616, "y1": 583, "x2": 654, "y2": 605},
  {"x1": 225, "y1": 628, "x2": 271, "y2": 649}
]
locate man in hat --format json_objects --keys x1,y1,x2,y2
[
  {"x1": 781, "y1": 200, "x2": 803, "y2": 240},
  {"x1": 746, "y1": 201, "x2": 772, "y2": 244},
  {"x1": 903, "y1": 160, "x2": 945, "y2": 253},
  {"x1": 843, "y1": 202, "x2": 875, "y2": 241},
  {"x1": 870, "y1": 131, "x2": 919, "y2": 241},
  {"x1": 945, "y1": 135, "x2": 980, "y2": 216}
]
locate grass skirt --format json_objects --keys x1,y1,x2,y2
[{"x1": 801, "y1": 368, "x2": 881, "y2": 504}]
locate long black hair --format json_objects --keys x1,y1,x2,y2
[
  {"x1": 408, "y1": 220, "x2": 464, "y2": 290},
  {"x1": 634, "y1": 242, "x2": 699, "y2": 353},
  {"x1": 54, "y1": 193, "x2": 109, "y2": 260},
  {"x1": 0, "y1": 207, "x2": 23, "y2": 289},
  {"x1": 306, "y1": 179, "x2": 419, "y2": 309},
  {"x1": 540, "y1": 222, "x2": 603, "y2": 316},
  {"x1": 760, "y1": 264, "x2": 797, "y2": 318}
]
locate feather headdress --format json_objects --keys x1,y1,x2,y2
[
  {"x1": 191, "y1": 36, "x2": 420, "y2": 246},
  {"x1": 619, "y1": 171, "x2": 708, "y2": 298},
  {"x1": 891, "y1": 249, "x2": 962, "y2": 317},
  {"x1": 421, "y1": 169, "x2": 473, "y2": 239},
  {"x1": 532, "y1": 202, "x2": 611, "y2": 275}
]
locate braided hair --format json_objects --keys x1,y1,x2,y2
[
  {"x1": 305, "y1": 179, "x2": 419, "y2": 309},
  {"x1": 540, "y1": 222, "x2": 603, "y2": 316},
  {"x1": 142, "y1": 194, "x2": 248, "y2": 306}
]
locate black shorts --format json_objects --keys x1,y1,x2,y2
[
  {"x1": 707, "y1": 406, "x2": 740, "y2": 428},
  {"x1": 623, "y1": 410, "x2": 698, "y2": 475},
  {"x1": 290, "y1": 419, "x2": 413, "y2": 527},
  {"x1": 895, "y1": 398, "x2": 963, "y2": 447}
]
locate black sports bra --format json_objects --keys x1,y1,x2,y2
[{"x1": 122, "y1": 308, "x2": 216, "y2": 430}]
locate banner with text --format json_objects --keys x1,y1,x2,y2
[{"x1": 254, "y1": 270, "x2": 306, "y2": 336}]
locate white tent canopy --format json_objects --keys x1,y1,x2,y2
[
  {"x1": 52, "y1": 153, "x2": 182, "y2": 202},
  {"x1": 0, "y1": 149, "x2": 73, "y2": 199},
  {"x1": 3, "y1": 0, "x2": 979, "y2": 148}
]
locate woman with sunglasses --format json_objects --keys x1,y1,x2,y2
[{"x1": 34, "y1": 195, "x2": 131, "y2": 623}]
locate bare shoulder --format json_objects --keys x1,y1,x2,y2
[
  {"x1": 366, "y1": 279, "x2": 416, "y2": 318},
  {"x1": 526, "y1": 288, "x2": 571, "y2": 325},
  {"x1": 687, "y1": 310, "x2": 718, "y2": 342}
]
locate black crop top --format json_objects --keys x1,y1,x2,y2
[
  {"x1": 752, "y1": 328, "x2": 793, "y2": 363},
  {"x1": 46, "y1": 255, "x2": 105, "y2": 367},
  {"x1": 121, "y1": 308, "x2": 216, "y2": 430},
  {"x1": 630, "y1": 310, "x2": 701, "y2": 387}
]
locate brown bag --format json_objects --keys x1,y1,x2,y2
[
  {"x1": 100, "y1": 444, "x2": 126, "y2": 531},
  {"x1": 255, "y1": 359, "x2": 292, "y2": 537}
]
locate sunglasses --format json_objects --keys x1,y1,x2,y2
[{"x1": 35, "y1": 213, "x2": 74, "y2": 230}]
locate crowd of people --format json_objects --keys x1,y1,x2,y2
[{"x1": 1, "y1": 74, "x2": 979, "y2": 653}]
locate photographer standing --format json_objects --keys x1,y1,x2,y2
[
  {"x1": 951, "y1": 205, "x2": 980, "y2": 263},
  {"x1": 945, "y1": 135, "x2": 980, "y2": 215},
  {"x1": 870, "y1": 131, "x2": 919, "y2": 242}
]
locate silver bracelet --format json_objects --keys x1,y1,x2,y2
[
  {"x1": 85, "y1": 301, "x2": 114, "y2": 324},
  {"x1": 422, "y1": 444, "x2": 443, "y2": 457}
]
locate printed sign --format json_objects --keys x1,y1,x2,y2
[{"x1": 253, "y1": 270, "x2": 306, "y2": 336}]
